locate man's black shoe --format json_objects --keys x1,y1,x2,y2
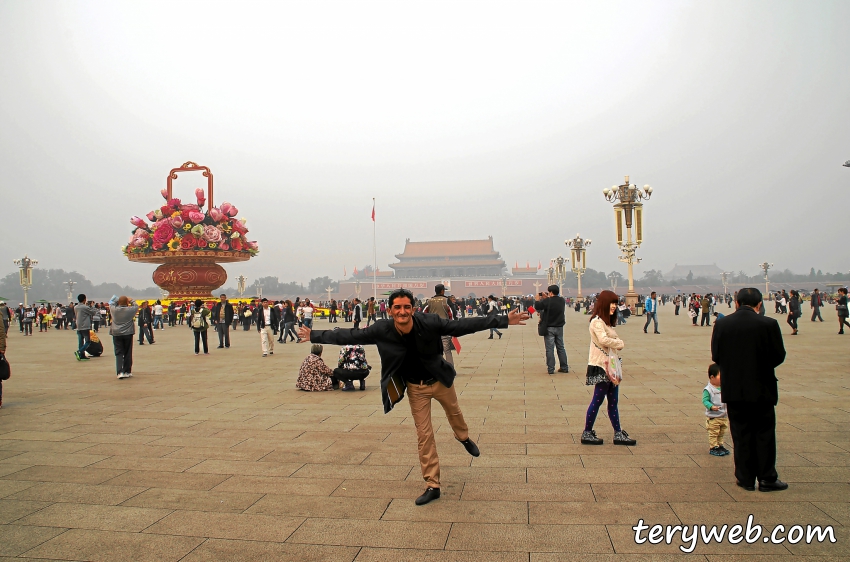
[
  {"x1": 643, "y1": 328, "x2": 647, "y2": 333},
  {"x1": 460, "y1": 438, "x2": 480, "y2": 457},
  {"x1": 415, "y1": 487, "x2": 440, "y2": 505},
  {"x1": 217, "y1": 345, "x2": 224, "y2": 349},
  {"x1": 558, "y1": 367, "x2": 569, "y2": 373},
  {"x1": 736, "y1": 481, "x2": 755, "y2": 491},
  {"x1": 758, "y1": 479, "x2": 788, "y2": 492},
  {"x1": 654, "y1": 331, "x2": 661, "y2": 334}
]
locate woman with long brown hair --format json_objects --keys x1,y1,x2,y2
[{"x1": 581, "y1": 290, "x2": 636, "y2": 446}]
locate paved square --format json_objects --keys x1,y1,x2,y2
[{"x1": 1, "y1": 304, "x2": 847, "y2": 560}]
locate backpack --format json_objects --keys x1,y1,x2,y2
[{"x1": 191, "y1": 311, "x2": 207, "y2": 330}]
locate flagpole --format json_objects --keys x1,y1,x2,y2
[{"x1": 372, "y1": 198, "x2": 377, "y2": 304}]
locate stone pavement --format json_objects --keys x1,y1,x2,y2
[{"x1": 0, "y1": 304, "x2": 847, "y2": 561}]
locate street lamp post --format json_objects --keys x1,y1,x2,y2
[
  {"x1": 354, "y1": 279, "x2": 361, "y2": 299},
  {"x1": 13, "y1": 255, "x2": 38, "y2": 308},
  {"x1": 65, "y1": 280, "x2": 76, "y2": 303},
  {"x1": 501, "y1": 276, "x2": 507, "y2": 298},
  {"x1": 720, "y1": 272, "x2": 731, "y2": 297},
  {"x1": 236, "y1": 275, "x2": 247, "y2": 299},
  {"x1": 566, "y1": 234, "x2": 591, "y2": 298},
  {"x1": 607, "y1": 271, "x2": 619, "y2": 292},
  {"x1": 325, "y1": 285, "x2": 334, "y2": 303},
  {"x1": 546, "y1": 265, "x2": 555, "y2": 287},
  {"x1": 758, "y1": 262, "x2": 773, "y2": 297},
  {"x1": 603, "y1": 175, "x2": 653, "y2": 307},
  {"x1": 553, "y1": 256, "x2": 567, "y2": 296}
]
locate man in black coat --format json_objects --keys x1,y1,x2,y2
[
  {"x1": 711, "y1": 287, "x2": 787, "y2": 492},
  {"x1": 255, "y1": 298, "x2": 280, "y2": 357},
  {"x1": 535, "y1": 284, "x2": 569, "y2": 374},
  {"x1": 210, "y1": 294, "x2": 235, "y2": 349},
  {"x1": 299, "y1": 288, "x2": 529, "y2": 506}
]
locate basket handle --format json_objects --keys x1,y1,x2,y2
[{"x1": 166, "y1": 161, "x2": 214, "y2": 209}]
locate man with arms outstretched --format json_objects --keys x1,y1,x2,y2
[{"x1": 299, "y1": 288, "x2": 528, "y2": 505}]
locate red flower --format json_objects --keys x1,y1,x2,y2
[
  {"x1": 152, "y1": 223, "x2": 174, "y2": 245},
  {"x1": 180, "y1": 236, "x2": 196, "y2": 250},
  {"x1": 197, "y1": 238, "x2": 208, "y2": 248},
  {"x1": 160, "y1": 205, "x2": 173, "y2": 216},
  {"x1": 231, "y1": 238, "x2": 243, "y2": 251}
]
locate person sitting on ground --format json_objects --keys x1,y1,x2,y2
[
  {"x1": 334, "y1": 344, "x2": 372, "y2": 391},
  {"x1": 296, "y1": 344, "x2": 336, "y2": 391}
]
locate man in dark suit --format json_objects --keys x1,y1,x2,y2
[
  {"x1": 210, "y1": 294, "x2": 235, "y2": 349},
  {"x1": 711, "y1": 287, "x2": 787, "y2": 492},
  {"x1": 255, "y1": 298, "x2": 280, "y2": 357},
  {"x1": 299, "y1": 288, "x2": 529, "y2": 506}
]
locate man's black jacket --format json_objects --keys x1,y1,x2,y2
[
  {"x1": 210, "y1": 302, "x2": 234, "y2": 325},
  {"x1": 711, "y1": 307, "x2": 786, "y2": 404},
  {"x1": 311, "y1": 312, "x2": 509, "y2": 413},
  {"x1": 137, "y1": 308, "x2": 152, "y2": 327},
  {"x1": 534, "y1": 296, "x2": 565, "y2": 328},
  {"x1": 256, "y1": 306, "x2": 280, "y2": 333}
]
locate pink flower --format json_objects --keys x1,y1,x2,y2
[
  {"x1": 218, "y1": 241, "x2": 229, "y2": 251},
  {"x1": 131, "y1": 237, "x2": 146, "y2": 247},
  {"x1": 152, "y1": 241, "x2": 164, "y2": 250},
  {"x1": 202, "y1": 224, "x2": 223, "y2": 243},
  {"x1": 134, "y1": 228, "x2": 149, "y2": 239},
  {"x1": 228, "y1": 205, "x2": 238, "y2": 216},
  {"x1": 160, "y1": 189, "x2": 169, "y2": 200},
  {"x1": 170, "y1": 215, "x2": 184, "y2": 229},
  {"x1": 153, "y1": 223, "x2": 175, "y2": 245},
  {"x1": 247, "y1": 241, "x2": 259, "y2": 251},
  {"x1": 188, "y1": 211, "x2": 205, "y2": 224},
  {"x1": 146, "y1": 211, "x2": 156, "y2": 221},
  {"x1": 195, "y1": 188, "x2": 206, "y2": 207},
  {"x1": 219, "y1": 202, "x2": 232, "y2": 216},
  {"x1": 181, "y1": 203, "x2": 199, "y2": 212},
  {"x1": 209, "y1": 208, "x2": 224, "y2": 222},
  {"x1": 167, "y1": 198, "x2": 182, "y2": 208},
  {"x1": 130, "y1": 216, "x2": 148, "y2": 229},
  {"x1": 231, "y1": 221, "x2": 247, "y2": 235}
]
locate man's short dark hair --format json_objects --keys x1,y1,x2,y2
[
  {"x1": 547, "y1": 285, "x2": 559, "y2": 295},
  {"x1": 220, "y1": 294, "x2": 227, "y2": 298},
  {"x1": 708, "y1": 363, "x2": 720, "y2": 379},
  {"x1": 77, "y1": 294, "x2": 86, "y2": 303},
  {"x1": 388, "y1": 288, "x2": 414, "y2": 307},
  {"x1": 736, "y1": 287, "x2": 762, "y2": 307},
  {"x1": 434, "y1": 284, "x2": 445, "y2": 295},
  {"x1": 261, "y1": 298, "x2": 268, "y2": 302}
]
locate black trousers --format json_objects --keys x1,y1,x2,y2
[
  {"x1": 216, "y1": 323, "x2": 230, "y2": 347},
  {"x1": 701, "y1": 312, "x2": 711, "y2": 326},
  {"x1": 811, "y1": 308, "x2": 823, "y2": 322},
  {"x1": 787, "y1": 314, "x2": 798, "y2": 331},
  {"x1": 112, "y1": 335, "x2": 133, "y2": 374},
  {"x1": 727, "y1": 402, "x2": 778, "y2": 485},
  {"x1": 194, "y1": 329, "x2": 209, "y2": 353}
]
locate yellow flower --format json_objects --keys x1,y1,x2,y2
[
  {"x1": 208, "y1": 243, "x2": 217, "y2": 249},
  {"x1": 167, "y1": 239, "x2": 181, "y2": 251},
  {"x1": 171, "y1": 211, "x2": 180, "y2": 217},
  {"x1": 182, "y1": 224, "x2": 191, "y2": 231},
  {"x1": 221, "y1": 224, "x2": 232, "y2": 233}
]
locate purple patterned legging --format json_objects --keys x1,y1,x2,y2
[{"x1": 584, "y1": 381, "x2": 621, "y2": 432}]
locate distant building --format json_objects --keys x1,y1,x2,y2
[
  {"x1": 388, "y1": 237, "x2": 507, "y2": 279},
  {"x1": 664, "y1": 264, "x2": 725, "y2": 280}
]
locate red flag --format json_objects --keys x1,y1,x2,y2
[
  {"x1": 515, "y1": 261, "x2": 518, "y2": 269},
  {"x1": 371, "y1": 200, "x2": 375, "y2": 222},
  {"x1": 538, "y1": 261, "x2": 542, "y2": 270},
  {"x1": 526, "y1": 261, "x2": 530, "y2": 268},
  {"x1": 354, "y1": 266, "x2": 358, "y2": 275}
]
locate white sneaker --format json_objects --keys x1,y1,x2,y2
[{"x1": 117, "y1": 373, "x2": 129, "y2": 379}]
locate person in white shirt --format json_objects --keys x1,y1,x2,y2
[
  {"x1": 302, "y1": 300, "x2": 315, "y2": 329},
  {"x1": 153, "y1": 300, "x2": 164, "y2": 330},
  {"x1": 256, "y1": 298, "x2": 280, "y2": 357}
]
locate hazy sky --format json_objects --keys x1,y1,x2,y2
[{"x1": 1, "y1": 0, "x2": 848, "y2": 287}]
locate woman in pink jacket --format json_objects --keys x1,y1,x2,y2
[{"x1": 581, "y1": 290, "x2": 636, "y2": 446}]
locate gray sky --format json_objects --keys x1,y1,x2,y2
[{"x1": 1, "y1": 0, "x2": 848, "y2": 287}]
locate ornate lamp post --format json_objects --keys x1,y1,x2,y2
[
  {"x1": 720, "y1": 272, "x2": 731, "y2": 297},
  {"x1": 501, "y1": 276, "x2": 507, "y2": 298},
  {"x1": 552, "y1": 256, "x2": 568, "y2": 296},
  {"x1": 13, "y1": 255, "x2": 38, "y2": 308},
  {"x1": 603, "y1": 175, "x2": 653, "y2": 307},
  {"x1": 325, "y1": 285, "x2": 334, "y2": 303},
  {"x1": 566, "y1": 234, "x2": 591, "y2": 298},
  {"x1": 354, "y1": 279, "x2": 361, "y2": 299},
  {"x1": 65, "y1": 280, "x2": 76, "y2": 303},
  {"x1": 758, "y1": 262, "x2": 773, "y2": 297},
  {"x1": 236, "y1": 275, "x2": 247, "y2": 299},
  {"x1": 546, "y1": 264, "x2": 555, "y2": 287},
  {"x1": 607, "y1": 271, "x2": 619, "y2": 292}
]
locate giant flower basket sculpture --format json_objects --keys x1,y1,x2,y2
[{"x1": 123, "y1": 162, "x2": 258, "y2": 300}]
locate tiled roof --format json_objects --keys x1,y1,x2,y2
[
  {"x1": 395, "y1": 238, "x2": 499, "y2": 259},
  {"x1": 390, "y1": 259, "x2": 505, "y2": 269}
]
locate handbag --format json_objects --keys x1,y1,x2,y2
[
  {"x1": 0, "y1": 354, "x2": 10, "y2": 381},
  {"x1": 592, "y1": 339, "x2": 621, "y2": 386}
]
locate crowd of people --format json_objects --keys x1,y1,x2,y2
[{"x1": 0, "y1": 280, "x2": 846, "y2": 502}]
